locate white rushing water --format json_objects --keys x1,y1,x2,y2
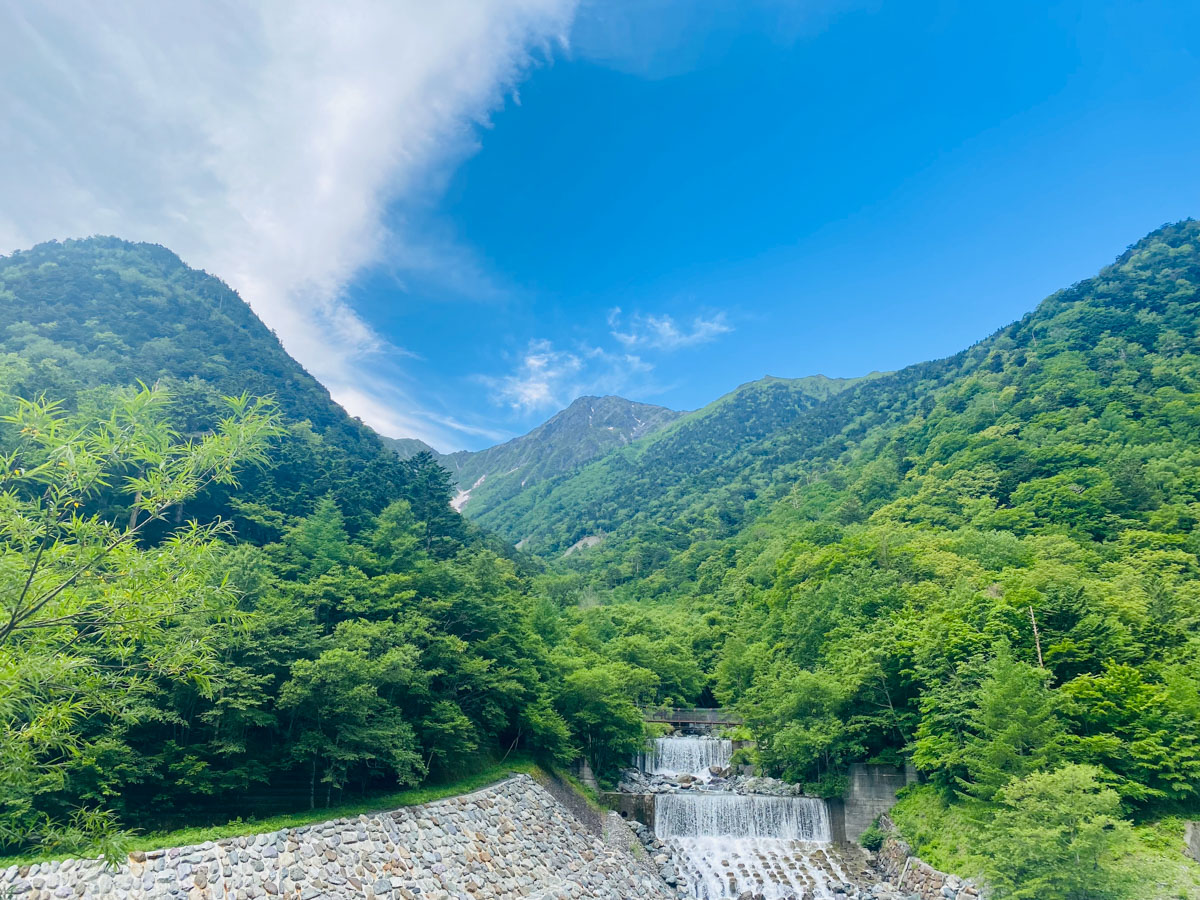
[
  {"x1": 655, "y1": 793, "x2": 831, "y2": 842},
  {"x1": 664, "y1": 836, "x2": 852, "y2": 900},
  {"x1": 645, "y1": 738, "x2": 844, "y2": 899},
  {"x1": 640, "y1": 736, "x2": 733, "y2": 780}
]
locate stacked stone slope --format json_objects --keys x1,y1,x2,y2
[
  {"x1": 2, "y1": 775, "x2": 673, "y2": 900},
  {"x1": 873, "y1": 816, "x2": 983, "y2": 900}
]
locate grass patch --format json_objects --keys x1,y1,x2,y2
[
  {"x1": 553, "y1": 770, "x2": 605, "y2": 814},
  {"x1": 1129, "y1": 818, "x2": 1200, "y2": 900},
  {"x1": 888, "y1": 783, "x2": 985, "y2": 875},
  {"x1": 1, "y1": 757, "x2": 543, "y2": 868}
]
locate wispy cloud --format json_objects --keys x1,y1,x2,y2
[
  {"x1": 483, "y1": 339, "x2": 652, "y2": 412},
  {"x1": 0, "y1": 0, "x2": 575, "y2": 449},
  {"x1": 608, "y1": 307, "x2": 733, "y2": 350}
]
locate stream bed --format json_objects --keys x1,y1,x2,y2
[{"x1": 622, "y1": 734, "x2": 879, "y2": 900}]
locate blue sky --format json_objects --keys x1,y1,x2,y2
[
  {"x1": 347, "y1": 0, "x2": 1200, "y2": 449},
  {"x1": 4, "y1": 1, "x2": 1199, "y2": 450}
]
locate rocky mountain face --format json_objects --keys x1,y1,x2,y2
[{"x1": 435, "y1": 395, "x2": 683, "y2": 517}]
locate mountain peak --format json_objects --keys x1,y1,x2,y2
[{"x1": 431, "y1": 395, "x2": 682, "y2": 517}]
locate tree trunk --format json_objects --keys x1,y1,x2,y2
[
  {"x1": 128, "y1": 490, "x2": 143, "y2": 531},
  {"x1": 309, "y1": 755, "x2": 317, "y2": 810}
]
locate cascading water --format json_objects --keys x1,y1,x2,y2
[
  {"x1": 639, "y1": 736, "x2": 848, "y2": 899},
  {"x1": 640, "y1": 736, "x2": 733, "y2": 780},
  {"x1": 655, "y1": 793, "x2": 831, "y2": 841},
  {"x1": 660, "y1": 835, "x2": 852, "y2": 900}
]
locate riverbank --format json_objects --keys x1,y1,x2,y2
[{"x1": 0, "y1": 758, "x2": 545, "y2": 869}]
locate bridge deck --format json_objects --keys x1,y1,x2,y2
[{"x1": 642, "y1": 707, "x2": 742, "y2": 725}]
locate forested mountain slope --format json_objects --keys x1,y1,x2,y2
[
  {"x1": 439, "y1": 394, "x2": 681, "y2": 518},
  {"x1": 6, "y1": 222, "x2": 1200, "y2": 896},
  {"x1": 0, "y1": 237, "x2": 577, "y2": 851},
  {"x1": 543, "y1": 220, "x2": 1200, "y2": 894},
  {"x1": 472, "y1": 373, "x2": 876, "y2": 552},
  {"x1": 518, "y1": 223, "x2": 1200, "y2": 600},
  {"x1": 0, "y1": 237, "x2": 421, "y2": 537},
  {"x1": 383, "y1": 436, "x2": 441, "y2": 460}
]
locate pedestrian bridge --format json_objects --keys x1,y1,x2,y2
[{"x1": 642, "y1": 707, "x2": 742, "y2": 726}]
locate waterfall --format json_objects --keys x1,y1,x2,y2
[
  {"x1": 664, "y1": 836, "x2": 852, "y2": 900},
  {"x1": 655, "y1": 793, "x2": 831, "y2": 842},
  {"x1": 635, "y1": 735, "x2": 845, "y2": 898},
  {"x1": 640, "y1": 736, "x2": 733, "y2": 779}
]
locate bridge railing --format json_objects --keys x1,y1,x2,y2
[{"x1": 642, "y1": 707, "x2": 742, "y2": 725}]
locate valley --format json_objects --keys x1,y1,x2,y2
[{"x1": 2, "y1": 221, "x2": 1200, "y2": 898}]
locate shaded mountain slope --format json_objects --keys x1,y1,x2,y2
[
  {"x1": 0, "y1": 237, "x2": 417, "y2": 537},
  {"x1": 438, "y1": 394, "x2": 682, "y2": 517}
]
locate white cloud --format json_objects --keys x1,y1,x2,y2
[
  {"x1": 329, "y1": 382, "x2": 508, "y2": 452},
  {"x1": 609, "y1": 307, "x2": 732, "y2": 350},
  {"x1": 483, "y1": 338, "x2": 652, "y2": 412},
  {"x1": 0, "y1": 0, "x2": 575, "y2": 449}
]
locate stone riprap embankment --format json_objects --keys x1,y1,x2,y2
[
  {"x1": 1, "y1": 775, "x2": 674, "y2": 900},
  {"x1": 873, "y1": 816, "x2": 983, "y2": 900}
]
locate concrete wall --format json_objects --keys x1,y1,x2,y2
[
  {"x1": 2, "y1": 776, "x2": 673, "y2": 900},
  {"x1": 601, "y1": 791, "x2": 655, "y2": 830},
  {"x1": 837, "y1": 763, "x2": 915, "y2": 843}
]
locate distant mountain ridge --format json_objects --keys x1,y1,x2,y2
[
  {"x1": 466, "y1": 372, "x2": 879, "y2": 550},
  {"x1": 470, "y1": 220, "x2": 1200, "y2": 574},
  {"x1": 382, "y1": 436, "x2": 440, "y2": 460},
  {"x1": 437, "y1": 395, "x2": 682, "y2": 518}
]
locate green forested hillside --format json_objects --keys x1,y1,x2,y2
[
  {"x1": 0, "y1": 236, "x2": 755, "y2": 860},
  {"x1": 0, "y1": 239, "x2": 583, "y2": 853},
  {"x1": 4, "y1": 222, "x2": 1200, "y2": 897},
  {"x1": 439, "y1": 394, "x2": 682, "y2": 520},
  {"x1": 0, "y1": 237, "x2": 416, "y2": 537},
  {"x1": 472, "y1": 373, "x2": 876, "y2": 552},
  {"x1": 536, "y1": 220, "x2": 1200, "y2": 895}
]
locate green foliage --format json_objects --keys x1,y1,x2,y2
[
  {"x1": 0, "y1": 237, "x2": 423, "y2": 537},
  {"x1": 7, "y1": 218, "x2": 1200, "y2": 898},
  {"x1": 0, "y1": 239, "x2": 617, "y2": 854},
  {"x1": 858, "y1": 819, "x2": 885, "y2": 852},
  {"x1": 0, "y1": 385, "x2": 280, "y2": 850},
  {"x1": 481, "y1": 220, "x2": 1200, "y2": 888},
  {"x1": 915, "y1": 643, "x2": 1067, "y2": 800},
  {"x1": 0, "y1": 384, "x2": 584, "y2": 854},
  {"x1": 887, "y1": 784, "x2": 981, "y2": 874},
  {"x1": 977, "y1": 765, "x2": 1135, "y2": 900},
  {"x1": 555, "y1": 663, "x2": 648, "y2": 777},
  {"x1": 278, "y1": 641, "x2": 425, "y2": 808}
]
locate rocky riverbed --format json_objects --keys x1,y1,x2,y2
[
  {"x1": 618, "y1": 767, "x2": 813, "y2": 797},
  {"x1": 1, "y1": 775, "x2": 675, "y2": 900},
  {"x1": 626, "y1": 819, "x2": 937, "y2": 900}
]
